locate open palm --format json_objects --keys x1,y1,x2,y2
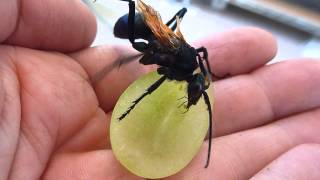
[{"x1": 1, "y1": 1, "x2": 320, "y2": 180}]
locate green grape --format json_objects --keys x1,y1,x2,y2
[{"x1": 110, "y1": 71, "x2": 212, "y2": 179}]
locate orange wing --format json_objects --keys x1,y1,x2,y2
[{"x1": 136, "y1": 0, "x2": 186, "y2": 49}]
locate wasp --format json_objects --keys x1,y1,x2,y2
[{"x1": 100, "y1": 0, "x2": 221, "y2": 168}]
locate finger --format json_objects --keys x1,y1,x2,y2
[
  {"x1": 195, "y1": 27, "x2": 277, "y2": 76},
  {"x1": 1, "y1": 0, "x2": 96, "y2": 52},
  {"x1": 166, "y1": 108, "x2": 320, "y2": 180},
  {"x1": 251, "y1": 144, "x2": 320, "y2": 180},
  {"x1": 73, "y1": 28, "x2": 277, "y2": 111},
  {"x1": 43, "y1": 150, "x2": 144, "y2": 180},
  {"x1": 213, "y1": 59, "x2": 320, "y2": 136}
]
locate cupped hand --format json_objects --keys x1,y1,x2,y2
[{"x1": 1, "y1": 1, "x2": 320, "y2": 180}]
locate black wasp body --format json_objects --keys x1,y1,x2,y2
[{"x1": 113, "y1": 0, "x2": 217, "y2": 168}]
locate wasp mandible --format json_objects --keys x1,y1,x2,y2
[{"x1": 110, "y1": 0, "x2": 219, "y2": 168}]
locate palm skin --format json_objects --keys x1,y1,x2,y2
[{"x1": 1, "y1": 1, "x2": 320, "y2": 180}]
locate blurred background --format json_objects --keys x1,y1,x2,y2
[{"x1": 84, "y1": 0, "x2": 320, "y2": 62}]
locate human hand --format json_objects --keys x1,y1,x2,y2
[{"x1": 1, "y1": 1, "x2": 320, "y2": 180}]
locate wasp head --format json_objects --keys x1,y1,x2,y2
[{"x1": 187, "y1": 74, "x2": 206, "y2": 108}]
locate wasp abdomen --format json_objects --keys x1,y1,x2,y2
[{"x1": 114, "y1": 13, "x2": 151, "y2": 40}]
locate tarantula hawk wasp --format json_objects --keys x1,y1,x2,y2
[{"x1": 95, "y1": 0, "x2": 222, "y2": 168}]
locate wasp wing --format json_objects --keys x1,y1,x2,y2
[
  {"x1": 137, "y1": 0, "x2": 186, "y2": 49},
  {"x1": 91, "y1": 53, "x2": 143, "y2": 85},
  {"x1": 174, "y1": 16, "x2": 186, "y2": 42}
]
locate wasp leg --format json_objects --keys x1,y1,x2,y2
[
  {"x1": 177, "y1": 100, "x2": 187, "y2": 108},
  {"x1": 197, "y1": 54, "x2": 208, "y2": 77},
  {"x1": 120, "y1": 0, "x2": 135, "y2": 44},
  {"x1": 181, "y1": 107, "x2": 190, "y2": 114},
  {"x1": 196, "y1": 47, "x2": 214, "y2": 79},
  {"x1": 196, "y1": 54, "x2": 211, "y2": 89},
  {"x1": 166, "y1": 7, "x2": 187, "y2": 31},
  {"x1": 118, "y1": 76, "x2": 167, "y2": 121},
  {"x1": 121, "y1": 0, "x2": 148, "y2": 52},
  {"x1": 196, "y1": 47, "x2": 228, "y2": 80},
  {"x1": 177, "y1": 96, "x2": 187, "y2": 100},
  {"x1": 202, "y1": 91, "x2": 212, "y2": 168}
]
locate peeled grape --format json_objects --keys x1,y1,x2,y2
[{"x1": 110, "y1": 71, "x2": 212, "y2": 179}]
